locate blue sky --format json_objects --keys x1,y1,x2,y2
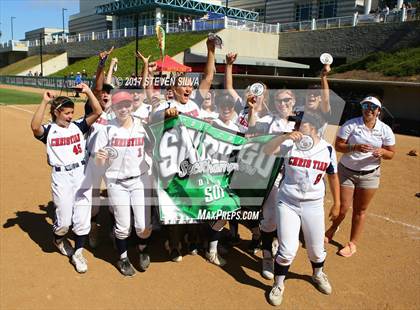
[{"x1": 0, "y1": 0, "x2": 79, "y2": 42}]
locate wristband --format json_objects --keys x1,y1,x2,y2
[{"x1": 98, "y1": 56, "x2": 108, "y2": 68}]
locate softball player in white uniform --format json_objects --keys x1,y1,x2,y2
[
  {"x1": 76, "y1": 84, "x2": 115, "y2": 249},
  {"x1": 263, "y1": 111, "x2": 340, "y2": 307},
  {"x1": 31, "y1": 85, "x2": 102, "y2": 274},
  {"x1": 95, "y1": 91, "x2": 152, "y2": 277},
  {"x1": 248, "y1": 89, "x2": 296, "y2": 280}
]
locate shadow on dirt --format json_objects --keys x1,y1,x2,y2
[{"x1": 3, "y1": 202, "x2": 57, "y2": 254}]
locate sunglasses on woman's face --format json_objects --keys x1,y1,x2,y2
[{"x1": 361, "y1": 102, "x2": 379, "y2": 111}]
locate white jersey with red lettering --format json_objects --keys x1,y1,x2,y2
[
  {"x1": 94, "y1": 117, "x2": 150, "y2": 181},
  {"x1": 155, "y1": 99, "x2": 201, "y2": 118},
  {"x1": 132, "y1": 104, "x2": 152, "y2": 124},
  {"x1": 35, "y1": 118, "x2": 90, "y2": 237},
  {"x1": 93, "y1": 117, "x2": 152, "y2": 242},
  {"x1": 37, "y1": 119, "x2": 89, "y2": 167},
  {"x1": 278, "y1": 138, "x2": 337, "y2": 205},
  {"x1": 86, "y1": 111, "x2": 115, "y2": 154}
]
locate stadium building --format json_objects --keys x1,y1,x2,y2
[
  {"x1": 69, "y1": 0, "x2": 258, "y2": 35},
  {"x1": 222, "y1": 0, "x2": 388, "y2": 24}
]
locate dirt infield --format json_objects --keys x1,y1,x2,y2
[{"x1": 0, "y1": 102, "x2": 419, "y2": 310}]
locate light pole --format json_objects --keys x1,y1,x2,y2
[
  {"x1": 40, "y1": 33, "x2": 44, "y2": 76},
  {"x1": 62, "y1": 8, "x2": 67, "y2": 38},
  {"x1": 11, "y1": 16, "x2": 16, "y2": 40},
  {"x1": 264, "y1": 0, "x2": 268, "y2": 23}
]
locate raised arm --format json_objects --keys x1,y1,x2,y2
[
  {"x1": 79, "y1": 83, "x2": 103, "y2": 126},
  {"x1": 320, "y1": 64, "x2": 331, "y2": 114},
  {"x1": 225, "y1": 52, "x2": 241, "y2": 102},
  {"x1": 105, "y1": 57, "x2": 118, "y2": 85},
  {"x1": 136, "y1": 51, "x2": 154, "y2": 104},
  {"x1": 94, "y1": 46, "x2": 114, "y2": 96},
  {"x1": 247, "y1": 94, "x2": 258, "y2": 128},
  {"x1": 31, "y1": 91, "x2": 54, "y2": 137},
  {"x1": 198, "y1": 38, "x2": 216, "y2": 99}
]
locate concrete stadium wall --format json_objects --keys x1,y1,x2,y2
[
  {"x1": 188, "y1": 28, "x2": 279, "y2": 59},
  {"x1": 27, "y1": 37, "x2": 134, "y2": 58},
  {"x1": 19, "y1": 53, "x2": 69, "y2": 76},
  {"x1": 278, "y1": 21, "x2": 420, "y2": 61}
]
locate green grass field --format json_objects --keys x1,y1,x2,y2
[
  {"x1": 52, "y1": 32, "x2": 209, "y2": 78},
  {"x1": 333, "y1": 47, "x2": 420, "y2": 77},
  {"x1": 0, "y1": 54, "x2": 59, "y2": 76},
  {"x1": 0, "y1": 88, "x2": 43, "y2": 105}
]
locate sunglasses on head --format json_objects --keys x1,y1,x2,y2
[
  {"x1": 276, "y1": 97, "x2": 293, "y2": 104},
  {"x1": 361, "y1": 102, "x2": 379, "y2": 111}
]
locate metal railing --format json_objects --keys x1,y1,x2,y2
[{"x1": 1, "y1": 9, "x2": 418, "y2": 51}]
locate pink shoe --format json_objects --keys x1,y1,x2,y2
[{"x1": 338, "y1": 242, "x2": 357, "y2": 257}]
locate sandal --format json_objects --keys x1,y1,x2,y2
[
  {"x1": 338, "y1": 242, "x2": 357, "y2": 257},
  {"x1": 324, "y1": 226, "x2": 340, "y2": 244}
]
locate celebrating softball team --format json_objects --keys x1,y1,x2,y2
[{"x1": 32, "y1": 43, "x2": 396, "y2": 308}]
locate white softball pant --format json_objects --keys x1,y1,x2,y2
[
  {"x1": 51, "y1": 165, "x2": 85, "y2": 236},
  {"x1": 72, "y1": 160, "x2": 106, "y2": 235},
  {"x1": 275, "y1": 200, "x2": 326, "y2": 266},
  {"x1": 107, "y1": 175, "x2": 152, "y2": 240}
]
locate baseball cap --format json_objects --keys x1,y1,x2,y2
[
  {"x1": 294, "y1": 110, "x2": 325, "y2": 130},
  {"x1": 102, "y1": 83, "x2": 114, "y2": 94},
  {"x1": 112, "y1": 91, "x2": 134, "y2": 105},
  {"x1": 360, "y1": 96, "x2": 382, "y2": 108}
]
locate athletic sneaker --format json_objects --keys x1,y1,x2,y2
[
  {"x1": 247, "y1": 238, "x2": 261, "y2": 255},
  {"x1": 189, "y1": 243, "x2": 198, "y2": 255},
  {"x1": 71, "y1": 252, "x2": 88, "y2": 273},
  {"x1": 139, "y1": 249, "x2": 150, "y2": 271},
  {"x1": 54, "y1": 238, "x2": 74, "y2": 257},
  {"x1": 170, "y1": 249, "x2": 183, "y2": 262},
  {"x1": 268, "y1": 285, "x2": 284, "y2": 306},
  {"x1": 312, "y1": 272, "x2": 332, "y2": 295},
  {"x1": 117, "y1": 258, "x2": 136, "y2": 277},
  {"x1": 262, "y1": 257, "x2": 274, "y2": 280},
  {"x1": 206, "y1": 251, "x2": 226, "y2": 267},
  {"x1": 89, "y1": 222, "x2": 99, "y2": 248}
]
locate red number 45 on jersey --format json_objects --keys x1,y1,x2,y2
[{"x1": 73, "y1": 144, "x2": 82, "y2": 155}]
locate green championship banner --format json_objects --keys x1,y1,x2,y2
[{"x1": 149, "y1": 115, "x2": 283, "y2": 224}]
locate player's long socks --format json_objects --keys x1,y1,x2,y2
[
  {"x1": 115, "y1": 238, "x2": 128, "y2": 259},
  {"x1": 138, "y1": 237, "x2": 148, "y2": 252},
  {"x1": 229, "y1": 220, "x2": 238, "y2": 238},
  {"x1": 74, "y1": 235, "x2": 87, "y2": 255},
  {"x1": 311, "y1": 261, "x2": 325, "y2": 277},
  {"x1": 251, "y1": 226, "x2": 261, "y2": 241},
  {"x1": 53, "y1": 233, "x2": 64, "y2": 243},
  {"x1": 91, "y1": 214, "x2": 98, "y2": 224},
  {"x1": 261, "y1": 230, "x2": 276, "y2": 258},
  {"x1": 274, "y1": 263, "x2": 290, "y2": 288},
  {"x1": 208, "y1": 227, "x2": 221, "y2": 253}
]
